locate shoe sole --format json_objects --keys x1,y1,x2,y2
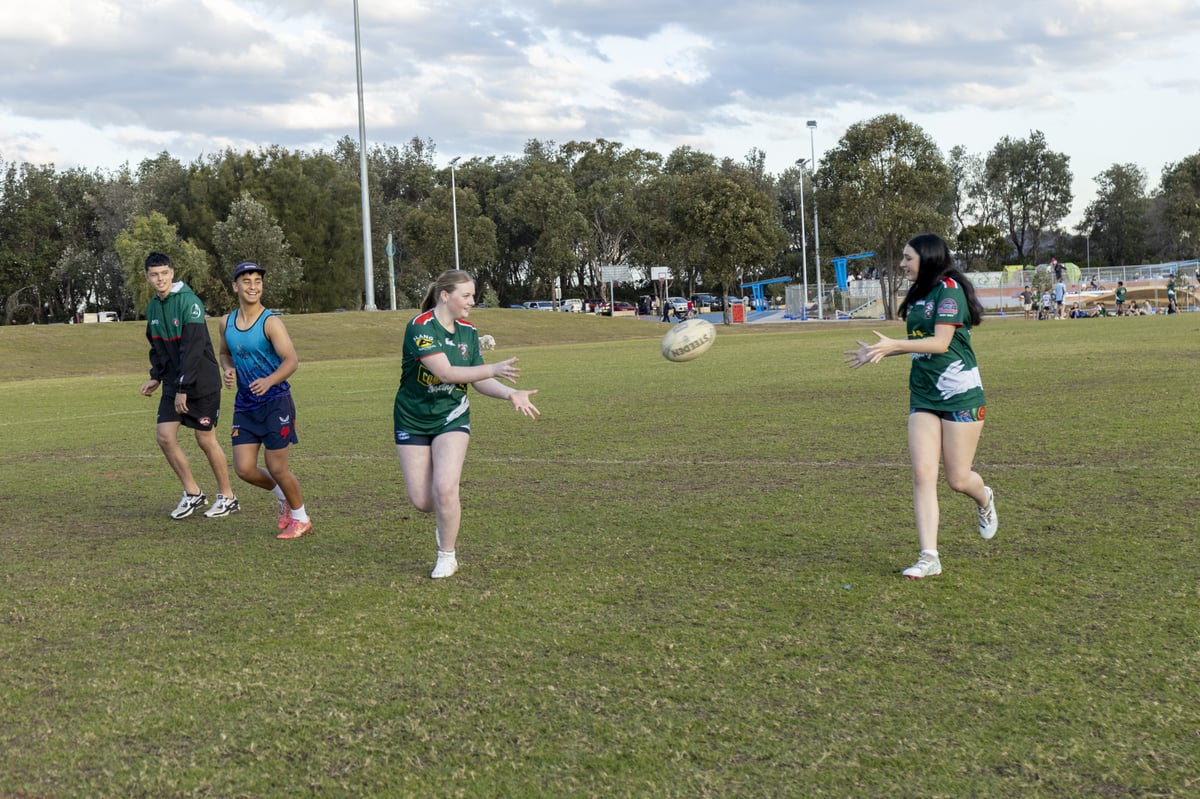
[{"x1": 204, "y1": 506, "x2": 240, "y2": 518}]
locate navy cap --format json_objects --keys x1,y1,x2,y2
[{"x1": 232, "y1": 261, "x2": 265, "y2": 280}]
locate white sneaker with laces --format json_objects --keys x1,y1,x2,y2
[
  {"x1": 203, "y1": 494, "x2": 241, "y2": 518},
  {"x1": 903, "y1": 551, "x2": 942, "y2": 579},
  {"x1": 978, "y1": 486, "x2": 998, "y2": 540},
  {"x1": 170, "y1": 492, "x2": 207, "y2": 520},
  {"x1": 431, "y1": 551, "x2": 458, "y2": 579}
]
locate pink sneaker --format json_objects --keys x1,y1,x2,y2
[{"x1": 276, "y1": 518, "x2": 312, "y2": 540}]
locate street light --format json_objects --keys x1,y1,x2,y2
[
  {"x1": 449, "y1": 157, "x2": 461, "y2": 271},
  {"x1": 807, "y1": 120, "x2": 822, "y2": 320},
  {"x1": 795, "y1": 158, "x2": 809, "y2": 320},
  {"x1": 353, "y1": 0, "x2": 376, "y2": 310}
]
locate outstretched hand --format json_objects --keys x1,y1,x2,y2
[
  {"x1": 509, "y1": 389, "x2": 540, "y2": 418},
  {"x1": 842, "y1": 330, "x2": 896, "y2": 368},
  {"x1": 492, "y1": 357, "x2": 521, "y2": 383}
]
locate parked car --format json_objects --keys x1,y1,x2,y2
[
  {"x1": 667, "y1": 297, "x2": 692, "y2": 314},
  {"x1": 559, "y1": 298, "x2": 584, "y2": 312},
  {"x1": 603, "y1": 300, "x2": 637, "y2": 316},
  {"x1": 690, "y1": 293, "x2": 723, "y2": 311},
  {"x1": 523, "y1": 300, "x2": 555, "y2": 311},
  {"x1": 585, "y1": 298, "x2": 606, "y2": 313}
]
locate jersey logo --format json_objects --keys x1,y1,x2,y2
[
  {"x1": 938, "y1": 298, "x2": 958, "y2": 315},
  {"x1": 413, "y1": 334, "x2": 434, "y2": 349},
  {"x1": 189, "y1": 304, "x2": 203, "y2": 320},
  {"x1": 924, "y1": 303, "x2": 935, "y2": 319}
]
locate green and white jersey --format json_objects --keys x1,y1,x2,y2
[
  {"x1": 1115, "y1": 285, "x2": 1127, "y2": 302},
  {"x1": 394, "y1": 310, "x2": 483, "y2": 435},
  {"x1": 906, "y1": 277, "x2": 985, "y2": 411}
]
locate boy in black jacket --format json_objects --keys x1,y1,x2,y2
[{"x1": 139, "y1": 253, "x2": 237, "y2": 520}]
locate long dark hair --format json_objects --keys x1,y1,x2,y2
[{"x1": 897, "y1": 233, "x2": 983, "y2": 326}]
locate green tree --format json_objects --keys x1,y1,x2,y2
[
  {"x1": 114, "y1": 212, "x2": 212, "y2": 313},
  {"x1": 212, "y1": 192, "x2": 304, "y2": 312},
  {"x1": 1157, "y1": 153, "x2": 1200, "y2": 261},
  {"x1": 985, "y1": 131, "x2": 1072, "y2": 265},
  {"x1": 560, "y1": 139, "x2": 659, "y2": 295},
  {"x1": 1080, "y1": 163, "x2": 1149, "y2": 266},
  {"x1": 817, "y1": 114, "x2": 953, "y2": 318},
  {"x1": 488, "y1": 149, "x2": 583, "y2": 303},
  {"x1": 0, "y1": 162, "x2": 62, "y2": 323},
  {"x1": 671, "y1": 169, "x2": 786, "y2": 324}
]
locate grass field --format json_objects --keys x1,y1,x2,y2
[{"x1": 2, "y1": 310, "x2": 1199, "y2": 798}]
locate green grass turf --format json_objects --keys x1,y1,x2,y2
[{"x1": 2, "y1": 310, "x2": 1199, "y2": 798}]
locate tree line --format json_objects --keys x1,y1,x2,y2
[{"x1": 3, "y1": 113, "x2": 1198, "y2": 324}]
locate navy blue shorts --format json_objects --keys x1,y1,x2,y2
[
  {"x1": 231, "y1": 394, "x2": 298, "y2": 450},
  {"x1": 157, "y1": 392, "x2": 220, "y2": 431},
  {"x1": 911, "y1": 406, "x2": 986, "y2": 423},
  {"x1": 394, "y1": 426, "x2": 470, "y2": 446}
]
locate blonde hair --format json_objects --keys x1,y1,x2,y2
[{"x1": 420, "y1": 270, "x2": 474, "y2": 312}]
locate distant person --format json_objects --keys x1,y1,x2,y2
[
  {"x1": 1039, "y1": 289, "x2": 1053, "y2": 320},
  {"x1": 394, "y1": 270, "x2": 541, "y2": 579},
  {"x1": 1052, "y1": 257, "x2": 1064, "y2": 282},
  {"x1": 1115, "y1": 281, "x2": 1127, "y2": 316},
  {"x1": 843, "y1": 233, "x2": 997, "y2": 580},
  {"x1": 1019, "y1": 286, "x2": 1034, "y2": 320},
  {"x1": 1054, "y1": 279, "x2": 1067, "y2": 319},
  {"x1": 217, "y1": 261, "x2": 312, "y2": 540},
  {"x1": 1167, "y1": 274, "x2": 1178, "y2": 313},
  {"x1": 138, "y1": 252, "x2": 237, "y2": 520}
]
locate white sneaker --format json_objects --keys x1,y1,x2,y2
[
  {"x1": 902, "y1": 552, "x2": 942, "y2": 579},
  {"x1": 977, "y1": 487, "x2": 997, "y2": 540},
  {"x1": 203, "y1": 494, "x2": 241, "y2": 518},
  {"x1": 430, "y1": 551, "x2": 458, "y2": 579},
  {"x1": 170, "y1": 491, "x2": 207, "y2": 520}
]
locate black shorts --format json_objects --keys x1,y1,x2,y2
[
  {"x1": 231, "y1": 394, "x2": 298, "y2": 450},
  {"x1": 157, "y1": 392, "x2": 221, "y2": 431}
]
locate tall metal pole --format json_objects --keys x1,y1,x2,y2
[
  {"x1": 796, "y1": 158, "x2": 809, "y2": 320},
  {"x1": 353, "y1": 0, "x2": 376, "y2": 310},
  {"x1": 449, "y1": 157, "x2": 461, "y2": 271},
  {"x1": 807, "y1": 120, "x2": 822, "y2": 320}
]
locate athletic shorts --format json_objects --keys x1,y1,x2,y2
[
  {"x1": 911, "y1": 406, "x2": 986, "y2": 423},
  {"x1": 231, "y1": 394, "x2": 298, "y2": 450},
  {"x1": 394, "y1": 426, "x2": 470, "y2": 446},
  {"x1": 158, "y1": 392, "x2": 220, "y2": 431}
]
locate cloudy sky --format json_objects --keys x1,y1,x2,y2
[{"x1": 3, "y1": 0, "x2": 1199, "y2": 225}]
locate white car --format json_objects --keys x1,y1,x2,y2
[
  {"x1": 667, "y1": 297, "x2": 691, "y2": 314},
  {"x1": 523, "y1": 301, "x2": 555, "y2": 311},
  {"x1": 559, "y1": 298, "x2": 584, "y2": 312}
]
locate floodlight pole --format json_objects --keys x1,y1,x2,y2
[
  {"x1": 449, "y1": 157, "x2": 461, "y2": 271},
  {"x1": 796, "y1": 158, "x2": 809, "y2": 320},
  {"x1": 808, "y1": 120, "x2": 822, "y2": 320},
  {"x1": 353, "y1": 0, "x2": 376, "y2": 310}
]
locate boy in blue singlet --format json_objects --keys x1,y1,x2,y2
[{"x1": 217, "y1": 261, "x2": 313, "y2": 539}]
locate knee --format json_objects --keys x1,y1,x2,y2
[
  {"x1": 945, "y1": 472, "x2": 975, "y2": 494},
  {"x1": 235, "y1": 463, "x2": 259, "y2": 483},
  {"x1": 431, "y1": 482, "x2": 460, "y2": 509}
]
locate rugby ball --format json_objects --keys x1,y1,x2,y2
[{"x1": 661, "y1": 318, "x2": 716, "y2": 362}]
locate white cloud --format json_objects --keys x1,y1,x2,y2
[{"x1": 1, "y1": 0, "x2": 1198, "y2": 228}]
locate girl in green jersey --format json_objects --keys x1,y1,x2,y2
[
  {"x1": 844, "y1": 234, "x2": 997, "y2": 579},
  {"x1": 395, "y1": 270, "x2": 540, "y2": 578}
]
